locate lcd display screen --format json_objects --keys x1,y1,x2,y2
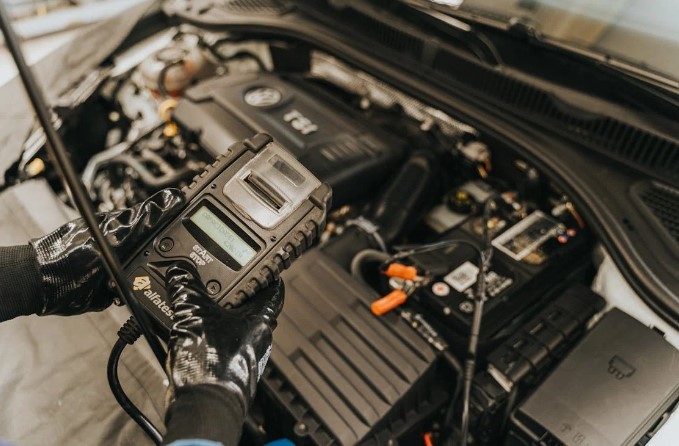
[{"x1": 189, "y1": 206, "x2": 257, "y2": 266}]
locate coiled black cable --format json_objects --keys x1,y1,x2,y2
[{"x1": 108, "y1": 317, "x2": 163, "y2": 445}]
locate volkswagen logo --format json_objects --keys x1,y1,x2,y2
[{"x1": 244, "y1": 87, "x2": 282, "y2": 107}]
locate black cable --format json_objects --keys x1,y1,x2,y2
[
  {"x1": 206, "y1": 35, "x2": 268, "y2": 72},
  {"x1": 442, "y1": 349, "x2": 464, "y2": 430},
  {"x1": 217, "y1": 50, "x2": 268, "y2": 72},
  {"x1": 108, "y1": 318, "x2": 163, "y2": 445},
  {"x1": 457, "y1": 296, "x2": 485, "y2": 445},
  {"x1": 499, "y1": 386, "x2": 519, "y2": 437},
  {"x1": 386, "y1": 238, "x2": 484, "y2": 446},
  {"x1": 457, "y1": 196, "x2": 500, "y2": 446},
  {"x1": 391, "y1": 239, "x2": 484, "y2": 263},
  {"x1": 0, "y1": 2, "x2": 167, "y2": 366}
]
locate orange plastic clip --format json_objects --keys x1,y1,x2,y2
[
  {"x1": 371, "y1": 289, "x2": 408, "y2": 316},
  {"x1": 423, "y1": 432, "x2": 434, "y2": 446},
  {"x1": 384, "y1": 263, "x2": 418, "y2": 281}
]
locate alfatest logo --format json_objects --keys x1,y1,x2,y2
[
  {"x1": 132, "y1": 276, "x2": 174, "y2": 318},
  {"x1": 133, "y1": 276, "x2": 151, "y2": 291}
]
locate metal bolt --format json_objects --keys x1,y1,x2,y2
[
  {"x1": 459, "y1": 301, "x2": 474, "y2": 314},
  {"x1": 443, "y1": 306, "x2": 452, "y2": 316},
  {"x1": 206, "y1": 280, "x2": 221, "y2": 296},
  {"x1": 294, "y1": 422, "x2": 308, "y2": 436}
]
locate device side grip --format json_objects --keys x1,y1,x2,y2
[{"x1": 221, "y1": 183, "x2": 332, "y2": 306}]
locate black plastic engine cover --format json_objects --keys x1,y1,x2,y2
[
  {"x1": 173, "y1": 72, "x2": 405, "y2": 206},
  {"x1": 261, "y1": 249, "x2": 439, "y2": 445}
]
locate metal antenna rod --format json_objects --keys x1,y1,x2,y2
[{"x1": 0, "y1": 4, "x2": 167, "y2": 365}]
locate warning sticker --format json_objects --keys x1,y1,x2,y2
[
  {"x1": 491, "y1": 210, "x2": 561, "y2": 261},
  {"x1": 444, "y1": 261, "x2": 480, "y2": 293}
]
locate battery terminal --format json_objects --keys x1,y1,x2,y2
[{"x1": 371, "y1": 280, "x2": 420, "y2": 316}]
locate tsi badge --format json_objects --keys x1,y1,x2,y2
[{"x1": 130, "y1": 271, "x2": 174, "y2": 319}]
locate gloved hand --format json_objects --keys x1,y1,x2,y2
[
  {"x1": 164, "y1": 261, "x2": 284, "y2": 418},
  {"x1": 29, "y1": 188, "x2": 184, "y2": 316}
]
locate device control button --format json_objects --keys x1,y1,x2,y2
[
  {"x1": 159, "y1": 237, "x2": 174, "y2": 252},
  {"x1": 206, "y1": 280, "x2": 221, "y2": 296}
]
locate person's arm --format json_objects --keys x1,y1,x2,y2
[
  {"x1": 0, "y1": 245, "x2": 43, "y2": 320},
  {"x1": 0, "y1": 189, "x2": 184, "y2": 322},
  {"x1": 162, "y1": 262, "x2": 284, "y2": 446},
  {"x1": 163, "y1": 385, "x2": 244, "y2": 446}
]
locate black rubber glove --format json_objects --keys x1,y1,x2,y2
[
  {"x1": 163, "y1": 261, "x2": 284, "y2": 445},
  {"x1": 29, "y1": 188, "x2": 184, "y2": 316}
]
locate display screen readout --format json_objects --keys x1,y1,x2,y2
[{"x1": 189, "y1": 206, "x2": 257, "y2": 266}]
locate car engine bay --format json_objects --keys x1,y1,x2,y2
[{"x1": 2, "y1": 19, "x2": 679, "y2": 446}]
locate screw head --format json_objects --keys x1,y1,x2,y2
[
  {"x1": 294, "y1": 422, "x2": 308, "y2": 436},
  {"x1": 459, "y1": 301, "x2": 474, "y2": 314},
  {"x1": 206, "y1": 280, "x2": 221, "y2": 296}
]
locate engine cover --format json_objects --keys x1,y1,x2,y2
[
  {"x1": 172, "y1": 72, "x2": 405, "y2": 206},
  {"x1": 261, "y1": 249, "x2": 441, "y2": 445}
]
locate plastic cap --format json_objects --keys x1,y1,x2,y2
[
  {"x1": 384, "y1": 263, "x2": 418, "y2": 280},
  {"x1": 371, "y1": 289, "x2": 408, "y2": 316}
]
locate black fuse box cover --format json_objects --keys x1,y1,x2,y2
[
  {"x1": 509, "y1": 309, "x2": 679, "y2": 446},
  {"x1": 173, "y1": 72, "x2": 405, "y2": 207}
]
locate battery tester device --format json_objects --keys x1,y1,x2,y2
[{"x1": 125, "y1": 133, "x2": 331, "y2": 331}]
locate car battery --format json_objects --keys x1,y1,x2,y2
[{"x1": 408, "y1": 211, "x2": 591, "y2": 343}]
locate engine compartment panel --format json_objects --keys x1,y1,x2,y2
[
  {"x1": 4, "y1": 20, "x2": 679, "y2": 446},
  {"x1": 173, "y1": 72, "x2": 405, "y2": 207}
]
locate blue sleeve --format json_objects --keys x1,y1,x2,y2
[
  {"x1": 166, "y1": 440, "x2": 223, "y2": 446},
  {"x1": 165, "y1": 439, "x2": 295, "y2": 446}
]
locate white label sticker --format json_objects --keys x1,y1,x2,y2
[
  {"x1": 491, "y1": 210, "x2": 561, "y2": 261},
  {"x1": 444, "y1": 261, "x2": 479, "y2": 293}
]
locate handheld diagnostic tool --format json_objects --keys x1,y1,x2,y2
[{"x1": 125, "y1": 134, "x2": 331, "y2": 331}]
